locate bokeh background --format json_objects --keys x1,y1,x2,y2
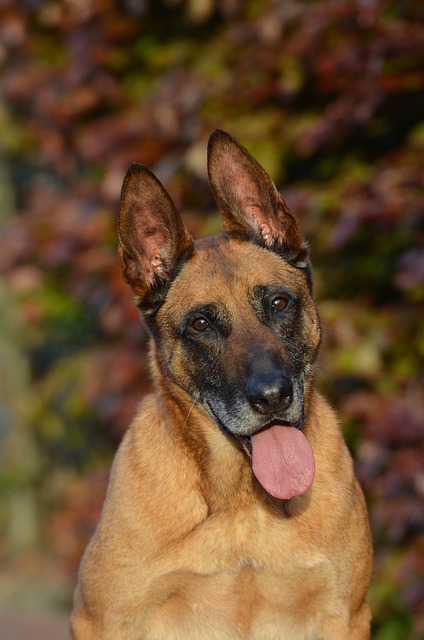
[{"x1": 0, "y1": 1, "x2": 423, "y2": 638}]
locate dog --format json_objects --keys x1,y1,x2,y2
[{"x1": 70, "y1": 130, "x2": 372, "y2": 639}]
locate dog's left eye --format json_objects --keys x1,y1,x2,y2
[
  {"x1": 192, "y1": 317, "x2": 211, "y2": 332},
  {"x1": 271, "y1": 297, "x2": 288, "y2": 312}
]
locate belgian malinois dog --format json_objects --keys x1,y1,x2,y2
[{"x1": 71, "y1": 130, "x2": 372, "y2": 639}]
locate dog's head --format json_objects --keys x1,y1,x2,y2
[{"x1": 118, "y1": 130, "x2": 321, "y2": 499}]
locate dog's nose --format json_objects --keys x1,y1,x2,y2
[{"x1": 246, "y1": 372, "x2": 293, "y2": 415}]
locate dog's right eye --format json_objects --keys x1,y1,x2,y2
[
  {"x1": 271, "y1": 296, "x2": 289, "y2": 312},
  {"x1": 191, "y1": 317, "x2": 211, "y2": 333}
]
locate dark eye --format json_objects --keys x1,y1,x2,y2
[
  {"x1": 271, "y1": 296, "x2": 289, "y2": 312},
  {"x1": 192, "y1": 317, "x2": 211, "y2": 332}
]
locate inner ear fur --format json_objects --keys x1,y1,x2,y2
[
  {"x1": 207, "y1": 129, "x2": 308, "y2": 267},
  {"x1": 118, "y1": 163, "x2": 193, "y2": 311}
]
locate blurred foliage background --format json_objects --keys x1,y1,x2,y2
[{"x1": 0, "y1": 0, "x2": 423, "y2": 637}]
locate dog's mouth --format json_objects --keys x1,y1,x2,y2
[
  {"x1": 248, "y1": 420, "x2": 315, "y2": 500},
  {"x1": 203, "y1": 401, "x2": 315, "y2": 500}
]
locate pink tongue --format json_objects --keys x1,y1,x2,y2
[{"x1": 251, "y1": 424, "x2": 315, "y2": 500}]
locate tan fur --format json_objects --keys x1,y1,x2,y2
[{"x1": 71, "y1": 131, "x2": 372, "y2": 639}]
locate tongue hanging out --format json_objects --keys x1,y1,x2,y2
[{"x1": 251, "y1": 424, "x2": 315, "y2": 500}]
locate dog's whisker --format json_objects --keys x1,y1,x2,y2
[
  {"x1": 183, "y1": 394, "x2": 198, "y2": 428},
  {"x1": 321, "y1": 324, "x2": 348, "y2": 338}
]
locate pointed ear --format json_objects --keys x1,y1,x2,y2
[
  {"x1": 118, "y1": 163, "x2": 194, "y2": 313},
  {"x1": 207, "y1": 130, "x2": 308, "y2": 267}
]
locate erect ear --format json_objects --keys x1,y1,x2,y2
[
  {"x1": 207, "y1": 130, "x2": 308, "y2": 267},
  {"x1": 118, "y1": 163, "x2": 194, "y2": 313}
]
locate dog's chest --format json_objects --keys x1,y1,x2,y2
[
  {"x1": 141, "y1": 508, "x2": 337, "y2": 639},
  {"x1": 142, "y1": 564, "x2": 336, "y2": 640}
]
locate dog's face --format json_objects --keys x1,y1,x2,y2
[
  {"x1": 118, "y1": 130, "x2": 321, "y2": 499},
  {"x1": 156, "y1": 235, "x2": 320, "y2": 438}
]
